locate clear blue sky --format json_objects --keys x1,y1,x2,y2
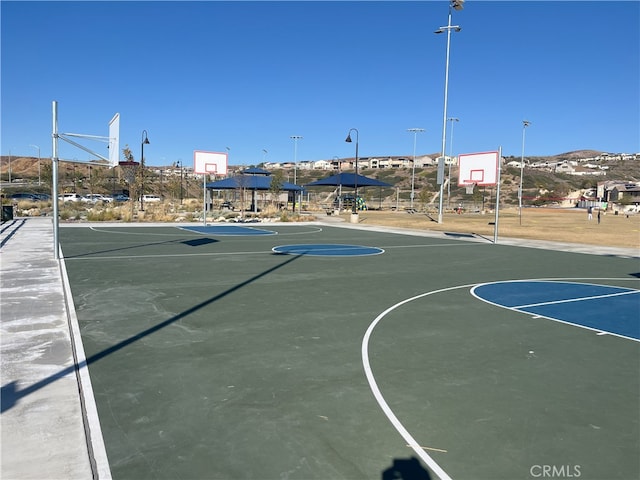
[{"x1": 2, "y1": 1, "x2": 639, "y2": 167}]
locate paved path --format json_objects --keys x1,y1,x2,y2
[{"x1": 1, "y1": 217, "x2": 110, "y2": 479}]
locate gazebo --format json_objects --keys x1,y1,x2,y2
[
  {"x1": 305, "y1": 172, "x2": 393, "y2": 211},
  {"x1": 206, "y1": 169, "x2": 302, "y2": 213}
]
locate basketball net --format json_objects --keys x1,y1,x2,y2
[{"x1": 465, "y1": 183, "x2": 475, "y2": 195}]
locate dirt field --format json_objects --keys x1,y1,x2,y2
[{"x1": 330, "y1": 207, "x2": 639, "y2": 249}]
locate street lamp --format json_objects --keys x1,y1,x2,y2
[
  {"x1": 177, "y1": 159, "x2": 184, "y2": 203},
  {"x1": 446, "y1": 117, "x2": 459, "y2": 207},
  {"x1": 407, "y1": 128, "x2": 424, "y2": 209},
  {"x1": 290, "y1": 135, "x2": 303, "y2": 212},
  {"x1": 345, "y1": 128, "x2": 359, "y2": 219},
  {"x1": 29, "y1": 144, "x2": 41, "y2": 185},
  {"x1": 519, "y1": 120, "x2": 531, "y2": 225},
  {"x1": 140, "y1": 130, "x2": 150, "y2": 211},
  {"x1": 435, "y1": 0, "x2": 463, "y2": 223}
]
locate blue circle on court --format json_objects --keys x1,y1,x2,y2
[
  {"x1": 181, "y1": 225, "x2": 275, "y2": 236},
  {"x1": 272, "y1": 244, "x2": 384, "y2": 257},
  {"x1": 472, "y1": 281, "x2": 640, "y2": 341}
]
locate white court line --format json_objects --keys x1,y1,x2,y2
[
  {"x1": 362, "y1": 283, "x2": 477, "y2": 480},
  {"x1": 471, "y1": 279, "x2": 640, "y2": 343},
  {"x1": 363, "y1": 277, "x2": 639, "y2": 479},
  {"x1": 87, "y1": 225, "x2": 323, "y2": 236},
  {"x1": 63, "y1": 250, "x2": 276, "y2": 261},
  {"x1": 515, "y1": 289, "x2": 639, "y2": 309}
]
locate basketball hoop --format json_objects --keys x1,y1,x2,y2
[{"x1": 118, "y1": 161, "x2": 139, "y2": 186}]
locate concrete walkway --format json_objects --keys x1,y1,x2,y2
[{"x1": 1, "y1": 217, "x2": 110, "y2": 479}]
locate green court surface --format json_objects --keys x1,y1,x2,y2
[{"x1": 59, "y1": 224, "x2": 639, "y2": 480}]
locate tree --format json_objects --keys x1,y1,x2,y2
[{"x1": 269, "y1": 170, "x2": 285, "y2": 205}]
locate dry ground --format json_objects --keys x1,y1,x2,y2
[{"x1": 329, "y1": 207, "x2": 639, "y2": 250}]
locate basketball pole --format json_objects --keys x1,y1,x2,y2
[
  {"x1": 493, "y1": 146, "x2": 502, "y2": 244},
  {"x1": 203, "y1": 173, "x2": 207, "y2": 227},
  {"x1": 52, "y1": 101, "x2": 60, "y2": 259}
]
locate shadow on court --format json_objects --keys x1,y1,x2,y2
[
  {"x1": 382, "y1": 457, "x2": 432, "y2": 479},
  {"x1": 1, "y1": 251, "x2": 301, "y2": 413},
  {"x1": 62, "y1": 234, "x2": 220, "y2": 259}
]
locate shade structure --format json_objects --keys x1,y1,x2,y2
[
  {"x1": 206, "y1": 175, "x2": 302, "y2": 191},
  {"x1": 240, "y1": 167, "x2": 271, "y2": 175},
  {"x1": 305, "y1": 172, "x2": 393, "y2": 188}
]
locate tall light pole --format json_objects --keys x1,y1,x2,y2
[
  {"x1": 140, "y1": 130, "x2": 150, "y2": 211},
  {"x1": 435, "y1": 0, "x2": 464, "y2": 223},
  {"x1": 290, "y1": 135, "x2": 302, "y2": 213},
  {"x1": 407, "y1": 128, "x2": 424, "y2": 209},
  {"x1": 345, "y1": 128, "x2": 359, "y2": 220},
  {"x1": 446, "y1": 117, "x2": 459, "y2": 207},
  {"x1": 29, "y1": 144, "x2": 41, "y2": 185},
  {"x1": 519, "y1": 120, "x2": 531, "y2": 225}
]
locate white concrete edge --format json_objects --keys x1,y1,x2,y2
[{"x1": 59, "y1": 252, "x2": 112, "y2": 480}]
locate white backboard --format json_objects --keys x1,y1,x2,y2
[
  {"x1": 457, "y1": 151, "x2": 499, "y2": 186},
  {"x1": 194, "y1": 151, "x2": 228, "y2": 175},
  {"x1": 108, "y1": 113, "x2": 120, "y2": 167}
]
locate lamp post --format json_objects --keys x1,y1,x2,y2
[
  {"x1": 446, "y1": 117, "x2": 459, "y2": 207},
  {"x1": 177, "y1": 159, "x2": 184, "y2": 204},
  {"x1": 140, "y1": 130, "x2": 150, "y2": 211},
  {"x1": 435, "y1": 0, "x2": 463, "y2": 223},
  {"x1": 290, "y1": 135, "x2": 302, "y2": 212},
  {"x1": 29, "y1": 144, "x2": 41, "y2": 185},
  {"x1": 407, "y1": 128, "x2": 424, "y2": 209},
  {"x1": 345, "y1": 128, "x2": 359, "y2": 221},
  {"x1": 519, "y1": 120, "x2": 531, "y2": 225},
  {"x1": 262, "y1": 149, "x2": 268, "y2": 164}
]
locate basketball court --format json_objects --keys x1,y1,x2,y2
[{"x1": 57, "y1": 221, "x2": 639, "y2": 480}]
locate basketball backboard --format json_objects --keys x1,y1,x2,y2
[
  {"x1": 457, "y1": 151, "x2": 499, "y2": 186},
  {"x1": 108, "y1": 113, "x2": 120, "y2": 167},
  {"x1": 194, "y1": 151, "x2": 228, "y2": 175}
]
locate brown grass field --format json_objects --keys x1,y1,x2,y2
[{"x1": 333, "y1": 207, "x2": 639, "y2": 250}]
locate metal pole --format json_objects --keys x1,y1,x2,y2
[
  {"x1": 438, "y1": 8, "x2": 453, "y2": 224},
  {"x1": 203, "y1": 172, "x2": 207, "y2": 227},
  {"x1": 407, "y1": 128, "x2": 424, "y2": 209},
  {"x1": 446, "y1": 118, "x2": 458, "y2": 208},
  {"x1": 179, "y1": 160, "x2": 183, "y2": 204},
  {"x1": 291, "y1": 136, "x2": 302, "y2": 212},
  {"x1": 140, "y1": 130, "x2": 148, "y2": 212},
  {"x1": 493, "y1": 147, "x2": 502, "y2": 244},
  {"x1": 519, "y1": 120, "x2": 530, "y2": 225},
  {"x1": 52, "y1": 101, "x2": 60, "y2": 259},
  {"x1": 436, "y1": 1, "x2": 462, "y2": 224}
]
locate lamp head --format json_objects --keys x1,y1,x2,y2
[
  {"x1": 434, "y1": 28, "x2": 444, "y2": 34},
  {"x1": 345, "y1": 133, "x2": 352, "y2": 143},
  {"x1": 143, "y1": 137, "x2": 150, "y2": 145},
  {"x1": 454, "y1": 26, "x2": 461, "y2": 32},
  {"x1": 523, "y1": 120, "x2": 531, "y2": 128},
  {"x1": 452, "y1": 0, "x2": 464, "y2": 11}
]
